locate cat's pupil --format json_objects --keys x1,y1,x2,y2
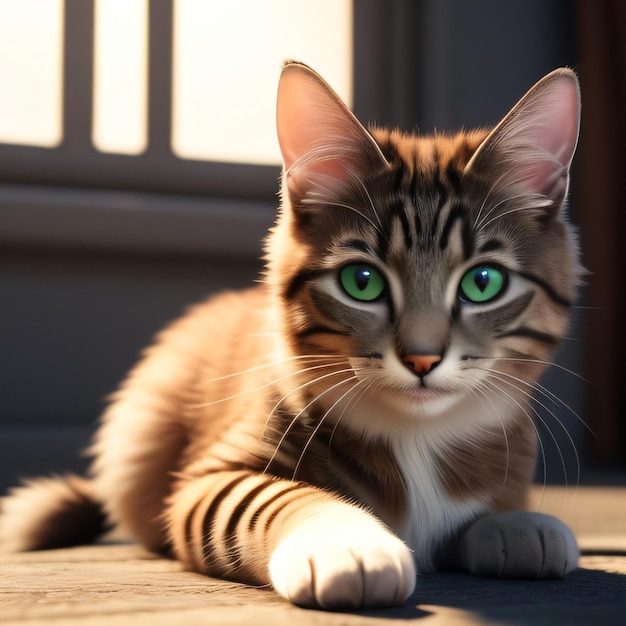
[
  {"x1": 474, "y1": 269, "x2": 490, "y2": 292},
  {"x1": 355, "y1": 268, "x2": 373, "y2": 291}
]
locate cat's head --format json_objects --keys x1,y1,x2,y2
[{"x1": 266, "y1": 61, "x2": 581, "y2": 434}]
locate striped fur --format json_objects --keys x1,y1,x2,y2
[{"x1": 0, "y1": 62, "x2": 582, "y2": 609}]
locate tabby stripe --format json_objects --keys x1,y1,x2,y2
[
  {"x1": 432, "y1": 145, "x2": 449, "y2": 220},
  {"x1": 222, "y1": 478, "x2": 276, "y2": 569},
  {"x1": 429, "y1": 189, "x2": 449, "y2": 242},
  {"x1": 224, "y1": 479, "x2": 276, "y2": 543},
  {"x1": 342, "y1": 239, "x2": 373, "y2": 254},
  {"x1": 176, "y1": 474, "x2": 245, "y2": 568},
  {"x1": 295, "y1": 325, "x2": 352, "y2": 340},
  {"x1": 389, "y1": 198, "x2": 413, "y2": 249},
  {"x1": 496, "y1": 327, "x2": 559, "y2": 346},
  {"x1": 445, "y1": 159, "x2": 463, "y2": 195},
  {"x1": 183, "y1": 498, "x2": 205, "y2": 564},
  {"x1": 379, "y1": 164, "x2": 408, "y2": 257},
  {"x1": 284, "y1": 268, "x2": 326, "y2": 299},
  {"x1": 518, "y1": 271, "x2": 572, "y2": 308},
  {"x1": 451, "y1": 300, "x2": 461, "y2": 322},
  {"x1": 409, "y1": 154, "x2": 423, "y2": 237},
  {"x1": 439, "y1": 202, "x2": 474, "y2": 258},
  {"x1": 199, "y1": 473, "x2": 251, "y2": 567},
  {"x1": 247, "y1": 483, "x2": 307, "y2": 532},
  {"x1": 390, "y1": 162, "x2": 406, "y2": 192},
  {"x1": 478, "y1": 238, "x2": 504, "y2": 254},
  {"x1": 414, "y1": 210, "x2": 423, "y2": 239}
]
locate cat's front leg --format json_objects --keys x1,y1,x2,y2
[
  {"x1": 269, "y1": 500, "x2": 416, "y2": 609},
  {"x1": 452, "y1": 511, "x2": 579, "y2": 579},
  {"x1": 166, "y1": 471, "x2": 415, "y2": 609}
]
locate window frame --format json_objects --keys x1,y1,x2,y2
[{"x1": 0, "y1": 0, "x2": 417, "y2": 256}]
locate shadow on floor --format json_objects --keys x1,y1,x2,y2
[{"x1": 354, "y1": 567, "x2": 626, "y2": 625}]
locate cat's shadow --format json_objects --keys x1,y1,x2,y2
[{"x1": 352, "y1": 565, "x2": 626, "y2": 624}]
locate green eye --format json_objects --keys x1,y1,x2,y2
[
  {"x1": 459, "y1": 265, "x2": 506, "y2": 303},
  {"x1": 340, "y1": 264, "x2": 386, "y2": 302}
]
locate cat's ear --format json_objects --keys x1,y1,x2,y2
[
  {"x1": 465, "y1": 68, "x2": 580, "y2": 213},
  {"x1": 277, "y1": 61, "x2": 389, "y2": 198}
]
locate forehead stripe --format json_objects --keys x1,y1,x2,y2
[
  {"x1": 439, "y1": 202, "x2": 474, "y2": 259},
  {"x1": 389, "y1": 199, "x2": 413, "y2": 250}
]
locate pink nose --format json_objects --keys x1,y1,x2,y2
[{"x1": 402, "y1": 354, "x2": 441, "y2": 376}]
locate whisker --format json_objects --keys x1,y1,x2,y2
[
  {"x1": 496, "y1": 369, "x2": 581, "y2": 488},
  {"x1": 304, "y1": 198, "x2": 383, "y2": 234},
  {"x1": 479, "y1": 202, "x2": 549, "y2": 231},
  {"x1": 481, "y1": 368, "x2": 580, "y2": 490},
  {"x1": 474, "y1": 170, "x2": 550, "y2": 232},
  {"x1": 261, "y1": 362, "x2": 352, "y2": 439},
  {"x1": 470, "y1": 355, "x2": 589, "y2": 384},
  {"x1": 471, "y1": 356, "x2": 591, "y2": 435},
  {"x1": 328, "y1": 373, "x2": 379, "y2": 450},
  {"x1": 525, "y1": 378, "x2": 592, "y2": 436},
  {"x1": 476, "y1": 192, "x2": 535, "y2": 231},
  {"x1": 468, "y1": 382, "x2": 512, "y2": 493},
  {"x1": 263, "y1": 367, "x2": 358, "y2": 474},
  {"x1": 479, "y1": 375, "x2": 549, "y2": 508},
  {"x1": 352, "y1": 175, "x2": 384, "y2": 231},
  {"x1": 203, "y1": 354, "x2": 346, "y2": 384},
  {"x1": 292, "y1": 375, "x2": 370, "y2": 480},
  {"x1": 473, "y1": 170, "x2": 511, "y2": 230},
  {"x1": 193, "y1": 359, "x2": 348, "y2": 408}
]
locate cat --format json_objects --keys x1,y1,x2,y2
[{"x1": 0, "y1": 61, "x2": 582, "y2": 610}]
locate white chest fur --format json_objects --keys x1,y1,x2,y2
[{"x1": 390, "y1": 431, "x2": 487, "y2": 571}]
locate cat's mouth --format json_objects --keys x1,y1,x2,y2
[
  {"x1": 351, "y1": 356, "x2": 464, "y2": 412},
  {"x1": 404, "y1": 385, "x2": 449, "y2": 402}
]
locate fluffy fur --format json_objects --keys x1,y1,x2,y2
[{"x1": 0, "y1": 62, "x2": 582, "y2": 609}]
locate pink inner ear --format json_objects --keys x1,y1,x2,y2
[
  {"x1": 516, "y1": 77, "x2": 579, "y2": 199},
  {"x1": 276, "y1": 74, "x2": 323, "y2": 172},
  {"x1": 516, "y1": 159, "x2": 568, "y2": 206},
  {"x1": 467, "y1": 70, "x2": 580, "y2": 205},
  {"x1": 527, "y1": 77, "x2": 580, "y2": 164},
  {"x1": 276, "y1": 64, "x2": 389, "y2": 192}
]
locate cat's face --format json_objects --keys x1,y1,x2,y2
[{"x1": 268, "y1": 63, "x2": 581, "y2": 433}]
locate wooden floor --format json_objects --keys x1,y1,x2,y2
[{"x1": 1, "y1": 486, "x2": 625, "y2": 626}]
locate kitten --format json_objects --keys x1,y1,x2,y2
[{"x1": 0, "y1": 61, "x2": 582, "y2": 609}]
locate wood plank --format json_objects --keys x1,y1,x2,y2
[{"x1": 1, "y1": 488, "x2": 625, "y2": 625}]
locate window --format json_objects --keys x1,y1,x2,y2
[
  {"x1": 0, "y1": 0, "x2": 422, "y2": 255},
  {"x1": 0, "y1": 0, "x2": 64, "y2": 148},
  {"x1": 92, "y1": 0, "x2": 148, "y2": 155},
  {"x1": 0, "y1": 0, "x2": 353, "y2": 254},
  {"x1": 171, "y1": 0, "x2": 352, "y2": 165},
  {"x1": 0, "y1": 0, "x2": 352, "y2": 169}
]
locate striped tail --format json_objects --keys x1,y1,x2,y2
[{"x1": 0, "y1": 474, "x2": 109, "y2": 552}]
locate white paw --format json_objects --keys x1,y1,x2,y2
[
  {"x1": 269, "y1": 513, "x2": 416, "y2": 609},
  {"x1": 458, "y1": 511, "x2": 579, "y2": 579}
]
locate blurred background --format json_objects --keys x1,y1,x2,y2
[{"x1": 1, "y1": 0, "x2": 624, "y2": 495}]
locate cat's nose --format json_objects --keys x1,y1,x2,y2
[{"x1": 402, "y1": 354, "x2": 441, "y2": 376}]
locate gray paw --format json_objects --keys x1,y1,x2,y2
[{"x1": 458, "y1": 511, "x2": 579, "y2": 579}]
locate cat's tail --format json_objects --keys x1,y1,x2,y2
[{"x1": 0, "y1": 474, "x2": 110, "y2": 552}]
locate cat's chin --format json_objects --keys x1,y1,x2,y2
[
  {"x1": 403, "y1": 385, "x2": 451, "y2": 404},
  {"x1": 337, "y1": 384, "x2": 473, "y2": 440},
  {"x1": 398, "y1": 386, "x2": 465, "y2": 420},
  {"x1": 357, "y1": 382, "x2": 467, "y2": 425}
]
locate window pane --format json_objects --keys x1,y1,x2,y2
[
  {"x1": 92, "y1": 0, "x2": 148, "y2": 155},
  {"x1": 172, "y1": 0, "x2": 353, "y2": 165},
  {"x1": 0, "y1": 0, "x2": 64, "y2": 147}
]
